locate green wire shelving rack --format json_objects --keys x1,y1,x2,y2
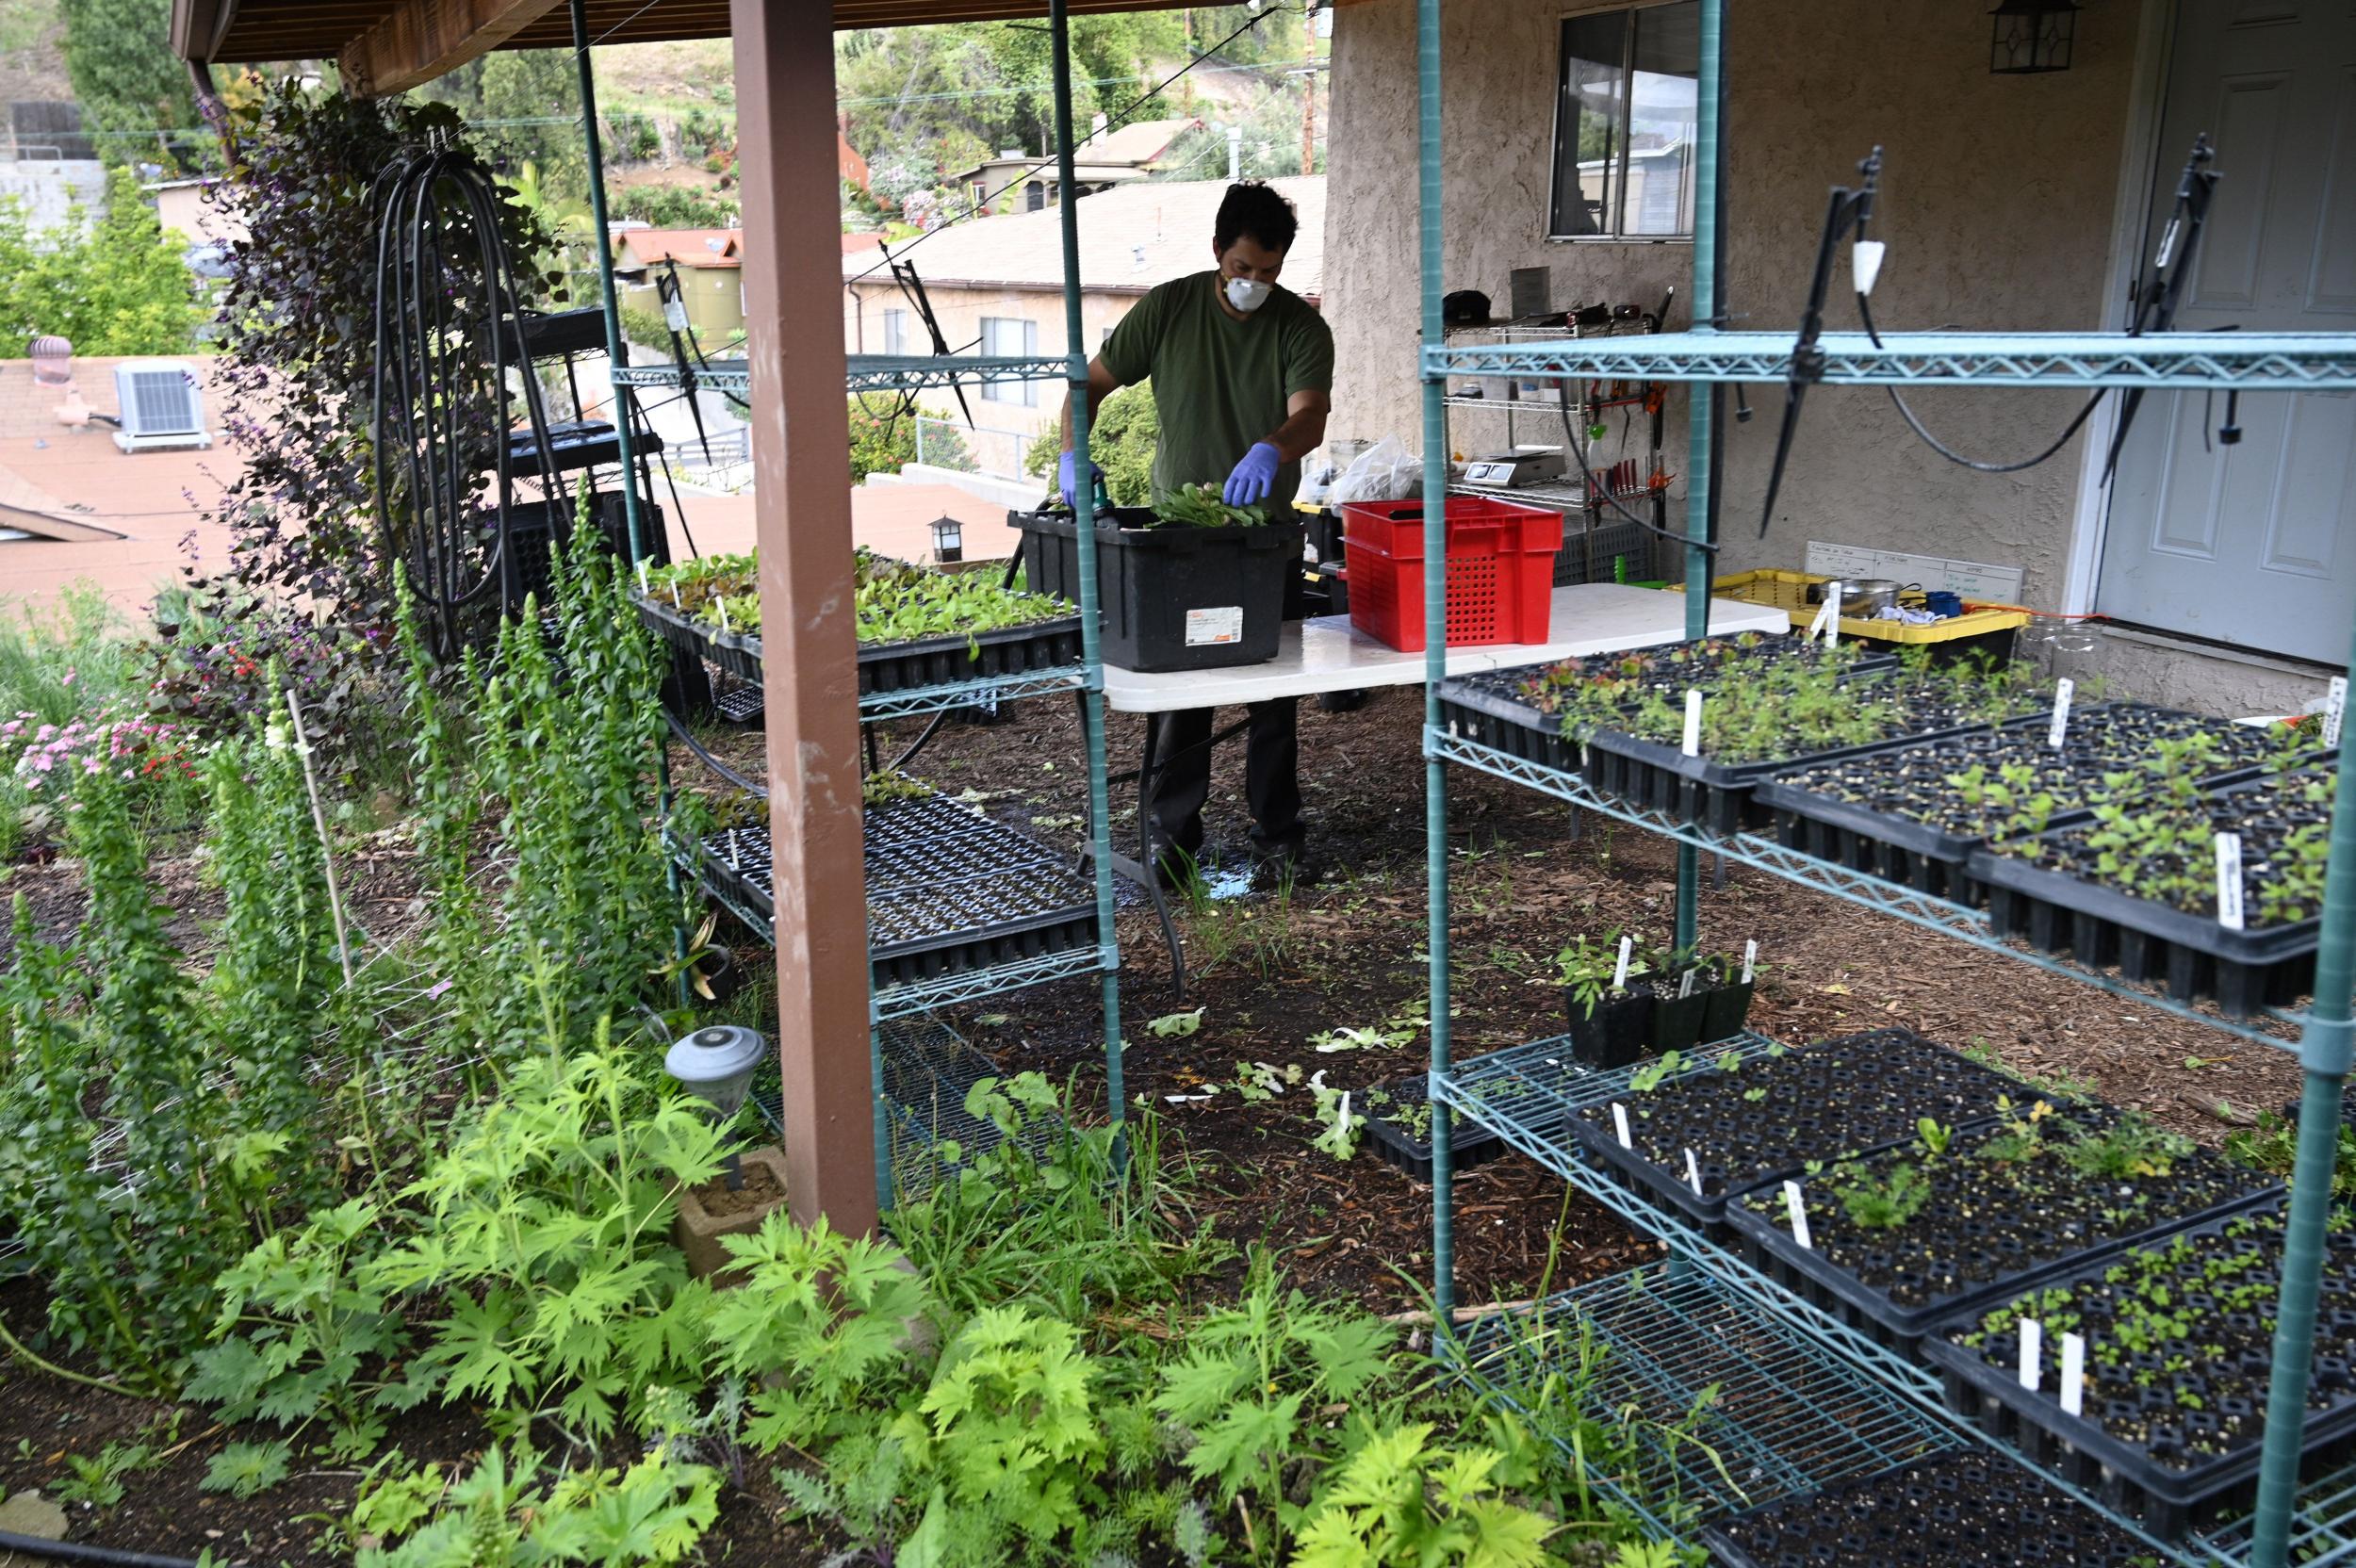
[
  {"x1": 1413, "y1": 1, "x2": 2356, "y2": 1564},
  {"x1": 569, "y1": 0, "x2": 1126, "y2": 1216}
]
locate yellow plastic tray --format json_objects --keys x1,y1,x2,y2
[{"x1": 1665, "y1": 568, "x2": 2029, "y2": 645}]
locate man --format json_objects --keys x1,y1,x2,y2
[{"x1": 1058, "y1": 180, "x2": 1333, "y2": 886}]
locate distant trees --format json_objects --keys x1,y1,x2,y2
[
  {"x1": 58, "y1": 0, "x2": 198, "y2": 167},
  {"x1": 0, "y1": 167, "x2": 202, "y2": 354}
]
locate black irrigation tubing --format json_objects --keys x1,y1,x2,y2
[
  {"x1": 665, "y1": 710, "x2": 766, "y2": 798},
  {"x1": 0, "y1": 1531, "x2": 206, "y2": 1568}
]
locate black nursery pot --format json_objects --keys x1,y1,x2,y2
[
  {"x1": 1564, "y1": 988, "x2": 1654, "y2": 1068},
  {"x1": 1650, "y1": 976, "x2": 1710, "y2": 1054},
  {"x1": 692, "y1": 946, "x2": 744, "y2": 1006},
  {"x1": 1701, "y1": 977, "x2": 1757, "y2": 1042}
]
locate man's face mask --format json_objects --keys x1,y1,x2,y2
[{"x1": 1224, "y1": 276, "x2": 1272, "y2": 313}]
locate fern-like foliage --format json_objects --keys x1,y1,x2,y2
[{"x1": 1290, "y1": 1422, "x2": 1561, "y2": 1568}]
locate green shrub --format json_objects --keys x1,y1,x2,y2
[
  {"x1": 849, "y1": 394, "x2": 973, "y2": 482},
  {"x1": 1022, "y1": 378, "x2": 1157, "y2": 504}
]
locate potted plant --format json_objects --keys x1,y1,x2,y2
[{"x1": 1558, "y1": 930, "x2": 1653, "y2": 1068}]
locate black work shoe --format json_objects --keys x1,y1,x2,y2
[{"x1": 1250, "y1": 851, "x2": 1321, "y2": 891}]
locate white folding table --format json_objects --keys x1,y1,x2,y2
[{"x1": 1095, "y1": 583, "x2": 1791, "y2": 993}]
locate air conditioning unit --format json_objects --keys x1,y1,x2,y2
[{"x1": 111, "y1": 360, "x2": 212, "y2": 453}]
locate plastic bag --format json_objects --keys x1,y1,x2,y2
[{"x1": 1328, "y1": 435, "x2": 1420, "y2": 504}]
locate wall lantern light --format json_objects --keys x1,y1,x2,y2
[
  {"x1": 1990, "y1": 0, "x2": 2079, "y2": 74},
  {"x1": 931, "y1": 514, "x2": 964, "y2": 563}
]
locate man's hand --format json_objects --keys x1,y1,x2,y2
[
  {"x1": 1057, "y1": 450, "x2": 1104, "y2": 509},
  {"x1": 1223, "y1": 442, "x2": 1282, "y2": 506}
]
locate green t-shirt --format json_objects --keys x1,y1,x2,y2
[{"x1": 1099, "y1": 270, "x2": 1334, "y2": 511}]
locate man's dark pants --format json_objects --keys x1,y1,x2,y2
[{"x1": 1147, "y1": 698, "x2": 1303, "y2": 866}]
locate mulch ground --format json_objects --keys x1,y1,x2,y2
[{"x1": 0, "y1": 681, "x2": 2306, "y2": 1563}]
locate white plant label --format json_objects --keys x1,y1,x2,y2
[
  {"x1": 2060, "y1": 1331, "x2": 2086, "y2": 1416},
  {"x1": 1742, "y1": 939, "x2": 1758, "y2": 984},
  {"x1": 2047, "y1": 678, "x2": 2074, "y2": 749},
  {"x1": 1678, "y1": 968, "x2": 1697, "y2": 999},
  {"x1": 2216, "y1": 831, "x2": 2247, "y2": 932},
  {"x1": 2019, "y1": 1318, "x2": 2042, "y2": 1393},
  {"x1": 669, "y1": 582, "x2": 683, "y2": 610},
  {"x1": 1782, "y1": 1181, "x2": 1811, "y2": 1250},
  {"x1": 2330, "y1": 677, "x2": 2348, "y2": 748},
  {"x1": 1611, "y1": 1102, "x2": 1632, "y2": 1149},
  {"x1": 1808, "y1": 581, "x2": 1841, "y2": 643},
  {"x1": 1681, "y1": 689, "x2": 1704, "y2": 757},
  {"x1": 1612, "y1": 936, "x2": 1634, "y2": 992},
  {"x1": 1684, "y1": 1148, "x2": 1704, "y2": 1196},
  {"x1": 716, "y1": 598, "x2": 730, "y2": 634},
  {"x1": 635, "y1": 559, "x2": 650, "y2": 593}
]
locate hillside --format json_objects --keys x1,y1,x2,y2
[{"x1": 0, "y1": 0, "x2": 73, "y2": 112}]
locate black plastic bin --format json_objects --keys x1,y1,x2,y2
[{"x1": 1009, "y1": 505, "x2": 1303, "y2": 673}]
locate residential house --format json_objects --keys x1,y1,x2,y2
[
  {"x1": 144, "y1": 176, "x2": 247, "y2": 248},
  {"x1": 843, "y1": 174, "x2": 1323, "y2": 475},
  {"x1": 948, "y1": 115, "x2": 1201, "y2": 214},
  {"x1": 838, "y1": 130, "x2": 871, "y2": 193},
  {"x1": 613, "y1": 226, "x2": 745, "y2": 346},
  {"x1": 1325, "y1": 0, "x2": 2354, "y2": 712}
]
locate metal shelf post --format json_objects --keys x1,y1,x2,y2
[{"x1": 1050, "y1": 0, "x2": 1126, "y2": 1152}]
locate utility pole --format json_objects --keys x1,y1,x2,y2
[{"x1": 1300, "y1": 8, "x2": 1316, "y2": 175}]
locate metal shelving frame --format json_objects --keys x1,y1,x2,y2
[
  {"x1": 577, "y1": 0, "x2": 1125, "y2": 1211},
  {"x1": 1413, "y1": 2, "x2": 2356, "y2": 1564}
]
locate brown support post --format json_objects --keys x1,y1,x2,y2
[{"x1": 729, "y1": 0, "x2": 877, "y2": 1238}]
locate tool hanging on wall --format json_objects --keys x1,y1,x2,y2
[{"x1": 1757, "y1": 137, "x2": 2226, "y2": 539}]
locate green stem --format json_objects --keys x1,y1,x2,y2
[{"x1": 0, "y1": 1317, "x2": 133, "y2": 1396}]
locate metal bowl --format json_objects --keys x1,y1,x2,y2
[{"x1": 1807, "y1": 578, "x2": 1904, "y2": 614}]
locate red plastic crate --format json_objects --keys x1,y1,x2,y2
[{"x1": 1340, "y1": 498, "x2": 1563, "y2": 652}]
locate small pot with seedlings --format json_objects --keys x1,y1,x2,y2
[
  {"x1": 1558, "y1": 930, "x2": 1653, "y2": 1069},
  {"x1": 1357, "y1": 1075, "x2": 1503, "y2": 1182},
  {"x1": 1643, "y1": 941, "x2": 1761, "y2": 1053}
]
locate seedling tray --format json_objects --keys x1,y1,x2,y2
[
  {"x1": 1433, "y1": 632, "x2": 1885, "y2": 776},
  {"x1": 1562, "y1": 1028, "x2": 2033, "y2": 1232},
  {"x1": 1757, "y1": 703, "x2": 2303, "y2": 905},
  {"x1": 1967, "y1": 765, "x2": 2333, "y2": 1019},
  {"x1": 1726, "y1": 1105, "x2": 2279, "y2": 1356},
  {"x1": 1700, "y1": 1449, "x2": 2160, "y2": 1568},
  {"x1": 1358, "y1": 1074, "x2": 1503, "y2": 1182},
  {"x1": 632, "y1": 590, "x2": 1084, "y2": 696},
  {"x1": 695, "y1": 794, "x2": 1098, "y2": 985},
  {"x1": 1924, "y1": 1198, "x2": 2356, "y2": 1540}
]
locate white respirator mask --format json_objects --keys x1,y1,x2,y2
[{"x1": 1224, "y1": 276, "x2": 1272, "y2": 313}]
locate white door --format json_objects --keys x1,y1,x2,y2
[{"x1": 2096, "y1": 0, "x2": 2356, "y2": 663}]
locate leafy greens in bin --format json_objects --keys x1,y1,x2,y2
[
  {"x1": 1149, "y1": 482, "x2": 1271, "y2": 530},
  {"x1": 637, "y1": 548, "x2": 1072, "y2": 650}
]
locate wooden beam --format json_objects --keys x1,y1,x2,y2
[
  {"x1": 338, "y1": 0, "x2": 563, "y2": 97},
  {"x1": 731, "y1": 0, "x2": 879, "y2": 1238}
]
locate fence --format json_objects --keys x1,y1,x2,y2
[{"x1": 912, "y1": 415, "x2": 1041, "y2": 483}]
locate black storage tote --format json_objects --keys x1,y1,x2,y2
[{"x1": 1009, "y1": 505, "x2": 1302, "y2": 673}]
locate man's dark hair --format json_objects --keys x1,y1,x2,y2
[{"x1": 1214, "y1": 181, "x2": 1298, "y2": 254}]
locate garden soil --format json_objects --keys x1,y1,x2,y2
[{"x1": 0, "y1": 684, "x2": 2307, "y2": 1563}]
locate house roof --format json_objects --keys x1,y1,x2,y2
[
  {"x1": 842, "y1": 232, "x2": 886, "y2": 255},
  {"x1": 838, "y1": 132, "x2": 870, "y2": 192},
  {"x1": 845, "y1": 176, "x2": 1324, "y2": 301},
  {"x1": 948, "y1": 116, "x2": 1201, "y2": 188},
  {"x1": 615, "y1": 229, "x2": 744, "y2": 270},
  {"x1": 1092, "y1": 116, "x2": 1198, "y2": 168}
]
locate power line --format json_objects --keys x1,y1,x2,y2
[{"x1": 848, "y1": 3, "x2": 1306, "y2": 286}]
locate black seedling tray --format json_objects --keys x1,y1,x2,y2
[
  {"x1": 1700, "y1": 1449, "x2": 2161, "y2": 1568},
  {"x1": 1726, "y1": 1105, "x2": 2280, "y2": 1356},
  {"x1": 695, "y1": 796, "x2": 1098, "y2": 985},
  {"x1": 1358, "y1": 1074, "x2": 1503, "y2": 1183},
  {"x1": 1757, "y1": 703, "x2": 2305, "y2": 906},
  {"x1": 1924, "y1": 1198, "x2": 2356, "y2": 1540},
  {"x1": 1968, "y1": 766, "x2": 2332, "y2": 1019},
  {"x1": 632, "y1": 590, "x2": 1084, "y2": 696},
  {"x1": 1564, "y1": 1028, "x2": 2034, "y2": 1232},
  {"x1": 865, "y1": 822, "x2": 1096, "y2": 985},
  {"x1": 1433, "y1": 633, "x2": 1887, "y2": 776}
]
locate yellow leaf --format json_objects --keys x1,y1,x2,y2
[{"x1": 1819, "y1": 983, "x2": 1853, "y2": 995}]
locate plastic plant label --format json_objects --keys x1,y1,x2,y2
[
  {"x1": 2216, "y1": 831, "x2": 2246, "y2": 932},
  {"x1": 1782, "y1": 1181, "x2": 1811, "y2": 1250},
  {"x1": 2330, "y1": 677, "x2": 2348, "y2": 748},
  {"x1": 1612, "y1": 936, "x2": 1634, "y2": 991},
  {"x1": 635, "y1": 559, "x2": 650, "y2": 593},
  {"x1": 1185, "y1": 606, "x2": 1244, "y2": 646},
  {"x1": 1611, "y1": 1102, "x2": 1632, "y2": 1149},
  {"x1": 2019, "y1": 1318, "x2": 2042, "y2": 1393},
  {"x1": 1678, "y1": 968, "x2": 1697, "y2": 999},
  {"x1": 663, "y1": 296, "x2": 689, "y2": 333},
  {"x1": 1681, "y1": 689, "x2": 1703, "y2": 757},
  {"x1": 2060, "y1": 1331, "x2": 2086, "y2": 1416},
  {"x1": 2047, "y1": 678, "x2": 2074, "y2": 749},
  {"x1": 716, "y1": 598, "x2": 731, "y2": 634},
  {"x1": 669, "y1": 582, "x2": 683, "y2": 610},
  {"x1": 1684, "y1": 1147, "x2": 1704, "y2": 1196},
  {"x1": 1808, "y1": 582, "x2": 1841, "y2": 643},
  {"x1": 1742, "y1": 939, "x2": 1758, "y2": 984}
]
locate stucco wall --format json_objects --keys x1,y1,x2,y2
[{"x1": 1325, "y1": 0, "x2": 2144, "y2": 611}]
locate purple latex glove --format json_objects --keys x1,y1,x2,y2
[
  {"x1": 1223, "y1": 441, "x2": 1283, "y2": 506},
  {"x1": 1057, "y1": 449, "x2": 1103, "y2": 509}
]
